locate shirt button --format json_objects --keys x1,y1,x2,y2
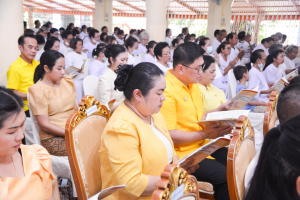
[{"x1": 184, "y1": 97, "x2": 187, "y2": 101}]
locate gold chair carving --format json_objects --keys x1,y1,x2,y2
[
  {"x1": 152, "y1": 164, "x2": 199, "y2": 200},
  {"x1": 65, "y1": 95, "x2": 110, "y2": 200},
  {"x1": 263, "y1": 91, "x2": 278, "y2": 137},
  {"x1": 227, "y1": 115, "x2": 256, "y2": 200}
]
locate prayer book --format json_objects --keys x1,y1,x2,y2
[
  {"x1": 176, "y1": 134, "x2": 232, "y2": 167},
  {"x1": 230, "y1": 86, "x2": 259, "y2": 110},
  {"x1": 273, "y1": 77, "x2": 288, "y2": 93},
  {"x1": 97, "y1": 185, "x2": 126, "y2": 199},
  {"x1": 284, "y1": 68, "x2": 299, "y2": 80}
]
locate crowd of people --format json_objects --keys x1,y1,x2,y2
[{"x1": 1, "y1": 20, "x2": 300, "y2": 200}]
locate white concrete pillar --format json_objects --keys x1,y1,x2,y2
[
  {"x1": 207, "y1": 0, "x2": 234, "y2": 39},
  {"x1": 94, "y1": 0, "x2": 113, "y2": 34},
  {"x1": 28, "y1": 7, "x2": 34, "y2": 29},
  {"x1": 146, "y1": 0, "x2": 169, "y2": 42},
  {"x1": 0, "y1": 0, "x2": 23, "y2": 85}
]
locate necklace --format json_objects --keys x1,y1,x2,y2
[{"x1": 0, "y1": 156, "x2": 17, "y2": 178}]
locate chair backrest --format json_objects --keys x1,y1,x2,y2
[
  {"x1": 26, "y1": 93, "x2": 41, "y2": 145},
  {"x1": 227, "y1": 69, "x2": 238, "y2": 99},
  {"x1": 227, "y1": 115, "x2": 256, "y2": 200},
  {"x1": 65, "y1": 95, "x2": 110, "y2": 200},
  {"x1": 263, "y1": 91, "x2": 279, "y2": 137},
  {"x1": 83, "y1": 75, "x2": 99, "y2": 99},
  {"x1": 84, "y1": 58, "x2": 94, "y2": 77},
  {"x1": 152, "y1": 164, "x2": 199, "y2": 200},
  {"x1": 138, "y1": 52, "x2": 146, "y2": 63}
]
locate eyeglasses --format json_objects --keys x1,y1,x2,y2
[
  {"x1": 181, "y1": 64, "x2": 203, "y2": 73},
  {"x1": 225, "y1": 47, "x2": 231, "y2": 50},
  {"x1": 162, "y1": 52, "x2": 171, "y2": 56}
]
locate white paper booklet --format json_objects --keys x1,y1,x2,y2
[
  {"x1": 97, "y1": 185, "x2": 126, "y2": 199},
  {"x1": 230, "y1": 86, "x2": 259, "y2": 110},
  {"x1": 273, "y1": 77, "x2": 288, "y2": 93}
]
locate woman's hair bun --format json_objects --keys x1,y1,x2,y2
[
  {"x1": 114, "y1": 64, "x2": 134, "y2": 92},
  {"x1": 104, "y1": 44, "x2": 113, "y2": 58},
  {"x1": 146, "y1": 44, "x2": 149, "y2": 49}
]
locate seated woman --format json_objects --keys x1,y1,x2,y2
[
  {"x1": 170, "y1": 38, "x2": 184, "y2": 61},
  {"x1": 0, "y1": 86, "x2": 54, "y2": 199},
  {"x1": 44, "y1": 36, "x2": 60, "y2": 52},
  {"x1": 263, "y1": 49, "x2": 286, "y2": 84},
  {"x1": 199, "y1": 55, "x2": 233, "y2": 113},
  {"x1": 284, "y1": 45, "x2": 298, "y2": 70},
  {"x1": 214, "y1": 41, "x2": 237, "y2": 93},
  {"x1": 125, "y1": 36, "x2": 139, "y2": 66},
  {"x1": 89, "y1": 43, "x2": 107, "y2": 78},
  {"x1": 104, "y1": 36, "x2": 116, "y2": 45},
  {"x1": 29, "y1": 50, "x2": 76, "y2": 156},
  {"x1": 65, "y1": 37, "x2": 86, "y2": 104},
  {"x1": 142, "y1": 40, "x2": 157, "y2": 64},
  {"x1": 154, "y1": 42, "x2": 172, "y2": 76},
  {"x1": 245, "y1": 114, "x2": 300, "y2": 200},
  {"x1": 246, "y1": 49, "x2": 273, "y2": 103},
  {"x1": 100, "y1": 63, "x2": 197, "y2": 200},
  {"x1": 100, "y1": 32, "x2": 107, "y2": 43},
  {"x1": 98, "y1": 44, "x2": 127, "y2": 109}
]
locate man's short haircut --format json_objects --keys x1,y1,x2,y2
[
  {"x1": 62, "y1": 30, "x2": 72, "y2": 39},
  {"x1": 233, "y1": 65, "x2": 248, "y2": 81},
  {"x1": 34, "y1": 34, "x2": 45, "y2": 45},
  {"x1": 154, "y1": 42, "x2": 169, "y2": 60},
  {"x1": 190, "y1": 34, "x2": 196, "y2": 38},
  {"x1": 87, "y1": 27, "x2": 93, "y2": 33},
  {"x1": 59, "y1": 27, "x2": 65, "y2": 31},
  {"x1": 277, "y1": 83, "x2": 300, "y2": 123},
  {"x1": 40, "y1": 26, "x2": 49, "y2": 32},
  {"x1": 226, "y1": 32, "x2": 236, "y2": 42},
  {"x1": 34, "y1": 20, "x2": 39, "y2": 25},
  {"x1": 24, "y1": 29, "x2": 34, "y2": 35},
  {"x1": 218, "y1": 29, "x2": 227, "y2": 35},
  {"x1": 130, "y1": 29, "x2": 136, "y2": 34},
  {"x1": 173, "y1": 42, "x2": 205, "y2": 69},
  {"x1": 184, "y1": 35, "x2": 192, "y2": 43},
  {"x1": 101, "y1": 26, "x2": 107, "y2": 32},
  {"x1": 114, "y1": 27, "x2": 120, "y2": 32},
  {"x1": 268, "y1": 43, "x2": 283, "y2": 54},
  {"x1": 89, "y1": 29, "x2": 99, "y2": 38},
  {"x1": 69, "y1": 37, "x2": 83, "y2": 50},
  {"x1": 72, "y1": 29, "x2": 80, "y2": 36},
  {"x1": 214, "y1": 29, "x2": 220, "y2": 37},
  {"x1": 18, "y1": 34, "x2": 37, "y2": 47}
]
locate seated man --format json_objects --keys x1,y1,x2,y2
[
  {"x1": 160, "y1": 42, "x2": 232, "y2": 200},
  {"x1": 7, "y1": 34, "x2": 39, "y2": 117},
  {"x1": 244, "y1": 83, "x2": 300, "y2": 192}
]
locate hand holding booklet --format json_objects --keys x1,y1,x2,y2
[{"x1": 230, "y1": 86, "x2": 259, "y2": 110}]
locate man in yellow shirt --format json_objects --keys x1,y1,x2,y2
[
  {"x1": 160, "y1": 42, "x2": 232, "y2": 200},
  {"x1": 7, "y1": 34, "x2": 39, "y2": 117}
]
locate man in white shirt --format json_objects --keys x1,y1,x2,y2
[
  {"x1": 227, "y1": 33, "x2": 244, "y2": 66},
  {"x1": 32, "y1": 20, "x2": 40, "y2": 34},
  {"x1": 79, "y1": 25, "x2": 88, "y2": 41},
  {"x1": 101, "y1": 26, "x2": 108, "y2": 34},
  {"x1": 83, "y1": 29, "x2": 100, "y2": 58},
  {"x1": 115, "y1": 29, "x2": 124, "y2": 45},
  {"x1": 212, "y1": 29, "x2": 227, "y2": 54},
  {"x1": 38, "y1": 26, "x2": 48, "y2": 43},
  {"x1": 58, "y1": 30, "x2": 73, "y2": 55},
  {"x1": 138, "y1": 31, "x2": 149, "y2": 54},
  {"x1": 284, "y1": 45, "x2": 298, "y2": 70}
]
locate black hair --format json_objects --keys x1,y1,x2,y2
[
  {"x1": 45, "y1": 21, "x2": 52, "y2": 26},
  {"x1": 104, "y1": 44, "x2": 126, "y2": 64},
  {"x1": 100, "y1": 32, "x2": 107, "y2": 42},
  {"x1": 214, "y1": 29, "x2": 220, "y2": 37},
  {"x1": 101, "y1": 26, "x2": 107, "y2": 32},
  {"x1": 34, "y1": 34, "x2": 45, "y2": 45},
  {"x1": 69, "y1": 37, "x2": 83, "y2": 50},
  {"x1": 59, "y1": 27, "x2": 65, "y2": 32},
  {"x1": 81, "y1": 25, "x2": 87, "y2": 30},
  {"x1": 289, "y1": 75, "x2": 300, "y2": 86},
  {"x1": 199, "y1": 37, "x2": 210, "y2": 47},
  {"x1": 114, "y1": 27, "x2": 120, "y2": 32},
  {"x1": 218, "y1": 29, "x2": 227, "y2": 36},
  {"x1": 87, "y1": 27, "x2": 93, "y2": 33},
  {"x1": 263, "y1": 49, "x2": 284, "y2": 71},
  {"x1": 117, "y1": 29, "x2": 124, "y2": 36},
  {"x1": 190, "y1": 34, "x2": 196, "y2": 38},
  {"x1": 114, "y1": 63, "x2": 164, "y2": 100},
  {"x1": 44, "y1": 36, "x2": 60, "y2": 51},
  {"x1": 182, "y1": 27, "x2": 188, "y2": 34},
  {"x1": 34, "y1": 20, "x2": 40, "y2": 25},
  {"x1": 47, "y1": 28, "x2": 58, "y2": 38},
  {"x1": 245, "y1": 49, "x2": 265, "y2": 70},
  {"x1": 238, "y1": 31, "x2": 246, "y2": 41},
  {"x1": 34, "y1": 50, "x2": 64, "y2": 83},
  {"x1": 173, "y1": 42, "x2": 205, "y2": 69},
  {"x1": 89, "y1": 29, "x2": 99, "y2": 38},
  {"x1": 62, "y1": 30, "x2": 72, "y2": 39},
  {"x1": 283, "y1": 34, "x2": 287, "y2": 40},
  {"x1": 72, "y1": 29, "x2": 80, "y2": 37},
  {"x1": 130, "y1": 29, "x2": 136, "y2": 34},
  {"x1": 233, "y1": 65, "x2": 248, "y2": 81},
  {"x1": 67, "y1": 23, "x2": 74, "y2": 29},
  {"x1": 216, "y1": 41, "x2": 230, "y2": 54},
  {"x1": 184, "y1": 35, "x2": 192, "y2": 43},
  {"x1": 125, "y1": 36, "x2": 138, "y2": 49},
  {"x1": 23, "y1": 21, "x2": 27, "y2": 29},
  {"x1": 92, "y1": 43, "x2": 106, "y2": 58},
  {"x1": 245, "y1": 113, "x2": 300, "y2": 200},
  {"x1": 172, "y1": 38, "x2": 183, "y2": 47},
  {"x1": 166, "y1": 28, "x2": 171, "y2": 37},
  {"x1": 18, "y1": 34, "x2": 37, "y2": 47},
  {"x1": 146, "y1": 40, "x2": 157, "y2": 53},
  {"x1": 226, "y1": 32, "x2": 236, "y2": 42},
  {"x1": 104, "y1": 36, "x2": 116, "y2": 44},
  {"x1": 154, "y1": 42, "x2": 169, "y2": 60},
  {"x1": 202, "y1": 55, "x2": 215, "y2": 72},
  {"x1": 0, "y1": 86, "x2": 24, "y2": 129},
  {"x1": 24, "y1": 29, "x2": 34, "y2": 35}
]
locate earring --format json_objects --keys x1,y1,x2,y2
[{"x1": 137, "y1": 100, "x2": 140, "y2": 103}]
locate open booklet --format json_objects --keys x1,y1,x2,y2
[
  {"x1": 65, "y1": 60, "x2": 86, "y2": 77},
  {"x1": 192, "y1": 110, "x2": 250, "y2": 130},
  {"x1": 175, "y1": 135, "x2": 232, "y2": 167},
  {"x1": 230, "y1": 86, "x2": 259, "y2": 110},
  {"x1": 273, "y1": 77, "x2": 288, "y2": 93},
  {"x1": 97, "y1": 185, "x2": 126, "y2": 199}
]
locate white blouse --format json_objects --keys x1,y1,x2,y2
[
  {"x1": 98, "y1": 67, "x2": 125, "y2": 108},
  {"x1": 65, "y1": 51, "x2": 87, "y2": 75},
  {"x1": 248, "y1": 67, "x2": 269, "y2": 103},
  {"x1": 127, "y1": 53, "x2": 139, "y2": 66},
  {"x1": 253, "y1": 43, "x2": 269, "y2": 56},
  {"x1": 165, "y1": 37, "x2": 172, "y2": 47},
  {"x1": 150, "y1": 117, "x2": 173, "y2": 164},
  {"x1": 142, "y1": 53, "x2": 156, "y2": 64},
  {"x1": 138, "y1": 43, "x2": 147, "y2": 54},
  {"x1": 83, "y1": 41, "x2": 97, "y2": 58},
  {"x1": 155, "y1": 62, "x2": 172, "y2": 76},
  {"x1": 228, "y1": 47, "x2": 241, "y2": 66},
  {"x1": 284, "y1": 56, "x2": 295, "y2": 70},
  {"x1": 58, "y1": 43, "x2": 71, "y2": 56},
  {"x1": 212, "y1": 37, "x2": 221, "y2": 55},
  {"x1": 263, "y1": 63, "x2": 286, "y2": 84},
  {"x1": 34, "y1": 49, "x2": 45, "y2": 62},
  {"x1": 89, "y1": 59, "x2": 106, "y2": 78}
]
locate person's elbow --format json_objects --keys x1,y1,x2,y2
[{"x1": 168, "y1": 129, "x2": 181, "y2": 145}]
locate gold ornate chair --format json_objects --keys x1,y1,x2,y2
[
  {"x1": 152, "y1": 164, "x2": 199, "y2": 200},
  {"x1": 65, "y1": 95, "x2": 111, "y2": 200},
  {"x1": 263, "y1": 91, "x2": 279, "y2": 137},
  {"x1": 227, "y1": 115, "x2": 256, "y2": 200}
]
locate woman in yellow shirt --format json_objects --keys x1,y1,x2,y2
[
  {"x1": 199, "y1": 55, "x2": 233, "y2": 113},
  {"x1": 0, "y1": 86, "x2": 54, "y2": 200},
  {"x1": 100, "y1": 63, "x2": 197, "y2": 200}
]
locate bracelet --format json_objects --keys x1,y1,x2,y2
[{"x1": 235, "y1": 57, "x2": 239, "y2": 61}]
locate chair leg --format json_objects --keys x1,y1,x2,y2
[{"x1": 199, "y1": 192, "x2": 214, "y2": 200}]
